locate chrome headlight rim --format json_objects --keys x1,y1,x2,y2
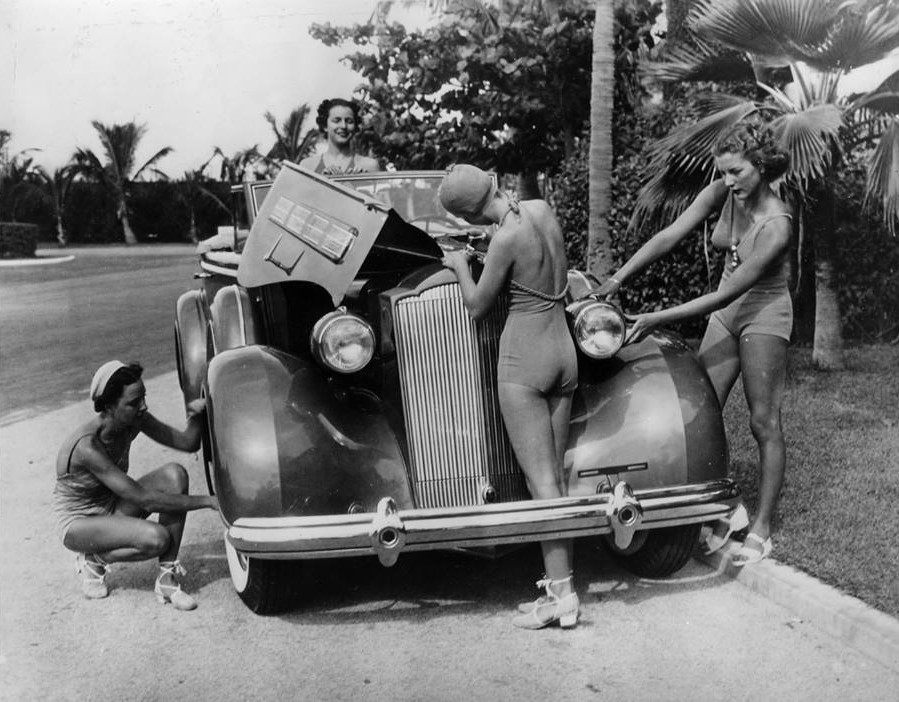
[
  {"x1": 310, "y1": 309, "x2": 376, "y2": 374},
  {"x1": 567, "y1": 298, "x2": 626, "y2": 360}
]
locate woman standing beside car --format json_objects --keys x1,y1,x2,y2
[
  {"x1": 598, "y1": 119, "x2": 793, "y2": 565},
  {"x1": 299, "y1": 98, "x2": 379, "y2": 175},
  {"x1": 439, "y1": 164, "x2": 580, "y2": 630},
  {"x1": 54, "y1": 361, "x2": 218, "y2": 608}
]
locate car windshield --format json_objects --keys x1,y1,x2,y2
[{"x1": 334, "y1": 173, "x2": 486, "y2": 239}]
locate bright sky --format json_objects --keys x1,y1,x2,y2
[
  {"x1": 3, "y1": 1, "x2": 897, "y2": 179},
  {"x1": 2, "y1": 0, "x2": 425, "y2": 177}
]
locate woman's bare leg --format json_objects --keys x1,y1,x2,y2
[
  {"x1": 738, "y1": 333, "x2": 788, "y2": 546},
  {"x1": 499, "y1": 382, "x2": 573, "y2": 596},
  {"x1": 64, "y1": 462, "x2": 190, "y2": 564},
  {"x1": 698, "y1": 318, "x2": 742, "y2": 408}
]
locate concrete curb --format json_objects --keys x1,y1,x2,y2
[
  {"x1": 696, "y1": 542, "x2": 899, "y2": 674},
  {"x1": 0, "y1": 253, "x2": 74, "y2": 267}
]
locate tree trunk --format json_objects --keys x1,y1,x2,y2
[
  {"x1": 809, "y1": 185, "x2": 845, "y2": 370},
  {"x1": 587, "y1": 0, "x2": 614, "y2": 279},
  {"x1": 55, "y1": 218, "x2": 67, "y2": 247},
  {"x1": 189, "y1": 210, "x2": 199, "y2": 244},
  {"x1": 121, "y1": 211, "x2": 138, "y2": 245}
]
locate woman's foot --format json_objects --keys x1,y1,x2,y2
[
  {"x1": 701, "y1": 504, "x2": 749, "y2": 555},
  {"x1": 155, "y1": 560, "x2": 197, "y2": 611},
  {"x1": 733, "y1": 533, "x2": 773, "y2": 566},
  {"x1": 512, "y1": 577, "x2": 579, "y2": 629},
  {"x1": 76, "y1": 553, "x2": 110, "y2": 599}
]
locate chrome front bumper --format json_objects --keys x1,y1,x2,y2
[{"x1": 227, "y1": 480, "x2": 741, "y2": 566}]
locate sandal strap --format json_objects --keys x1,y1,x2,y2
[
  {"x1": 78, "y1": 554, "x2": 110, "y2": 581},
  {"x1": 158, "y1": 560, "x2": 187, "y2": 578}
]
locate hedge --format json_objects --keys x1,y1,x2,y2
[{"x1": 0, "y1": 222, "x2": 38, "y2": 258}]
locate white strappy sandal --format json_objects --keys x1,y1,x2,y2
[
  {"x1": 76, "y1": 553, "x2": 111, "y2": 599},
  {"x1": 155, "y1": 560, "x2": 198, "y2": 611}
]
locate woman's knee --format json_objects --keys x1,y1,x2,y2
[
  {"x1": 159, "y1": 462, "x2": 189, "y2": 493},
  {"x1": 748, "y1": 408, "x2": 783, "y2": 443},
  {"x1": 139, "y1": 524, "x2": 171, "y2": 557}
]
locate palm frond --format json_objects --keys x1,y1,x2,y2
[
  {"x1": 688, "y1": 0, "x2": 843, "y2": 64},
  {"x1": 865, "y1": 118, "x2": 899, "y2": 235},
  {"x1": 647, "y1": 101, "x2": 759, "y2": 175},
  {"x1": 133, "y1": 147, "x2": 174, "y2": 181},
  {"x1": 640, "y1": 38, "x2": 754, "y2": 83},
  {"x1": 803, "y1": 1, "x2": 899, "y2": 71},
  {"x1": 773, "y1": 104, "x2": 844, "y2": 189}
]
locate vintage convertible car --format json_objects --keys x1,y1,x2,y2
[{"x1": 175, "y1": 162, "x2": 742, "y2": 614}]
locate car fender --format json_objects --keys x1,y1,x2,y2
[
  {"x1": 206, "y1": 345, "x2": 413, "y2": 524},
  {"x1": 208, "y1": 284, "x2": 261, "y2": 355},
  {"x1": 174, "y1": 289, "x2": 208, "y2": 407},
  {"x1": 566, "y1": 332, "x2": 727, "y2": 494}
]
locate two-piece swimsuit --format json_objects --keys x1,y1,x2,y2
[
  {"x1": 53, "y1": 427, "x2": 133, "y2": 542},
  {"x1": 707, "y1": 194, "x2": 794, "y2": 342},
  {"x1": 496, "y1": 204, "x2": 578, "y2": 394}
]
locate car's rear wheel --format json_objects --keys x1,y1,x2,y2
[
  {"x1": 224, "y1": 536, "x2": 299, "y2": 615},
  {"x1": 605, "y1": 523, "x2": 700, "y2": 578}
]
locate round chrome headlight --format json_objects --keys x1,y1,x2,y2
[
  {"x1": 310, "y1": 310, "x2": 375, "y2": 374},
  {"x1": 568, "y1": 300, "x2": 626, "y2": 359}
]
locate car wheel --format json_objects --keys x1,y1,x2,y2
[
  {"x1": 605, "y1": 523, "x2": 701, "y2": 578},
  {"x1": 224, "y1": 536, "x2": 299, "y2": 615}
]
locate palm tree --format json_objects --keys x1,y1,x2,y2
[
  {"x1": 176, "y1": 168, "x2": 230, "y2": 244},
  {"x1": 263, "y1": 105, "x2": 319, "y2": 165},
  {"x1": 210, "y1": 146, "x2": 267, "y2": 184},
  {"x1": 634, "y1": 0, "x2": 899, "y2": 370},
  {"x1": 32, "y1": 165, "x2": 77, "y2": 247},
  {"x1": 587, "y1": 0, "x2": 615, "y2": 279},
  {"x1": 73, "y1": 121, "x2": 172, "y2": 245}
]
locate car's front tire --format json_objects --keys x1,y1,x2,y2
[
  {"x1": 605, "y1": 523, "x2": 701, "y2": 578},
  {"x1": 224, "y1": 536, "x2": 299, "y2": 615}
]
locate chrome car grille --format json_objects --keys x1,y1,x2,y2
[{"x1": 393, "y1": 284, "x2": 529, "y2": 508}]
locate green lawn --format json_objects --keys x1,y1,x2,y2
[{"x1": 722, "y1": 344, "x2": 899, "y2": 618}]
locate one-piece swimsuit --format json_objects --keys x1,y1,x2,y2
[
  {"x1": 496, "y1": 216, "x2": 578, "y2": 394},
  {"x1": 707, "y1": 194, "x2": 793, "y2": 341},
  {"x1": 53, "y1": 427, "x2": 133, "y2": 542}
]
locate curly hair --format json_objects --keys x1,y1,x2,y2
[
  {"x1": 94, "y1": 362, "x2": 143, "y2": 413},
  {"x1": 315, "y1": 98, "x2": 361, "y2": 132},
  {"x1": 712, "y1": 119, "x2": 790, "y2": 181}
]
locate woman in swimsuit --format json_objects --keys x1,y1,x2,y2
[
  {"x1": 54, "y1": 361, "x2": 218, "y2": 608},
  {"x1": 439, "y1": 164, "x2": 579, "y2": 630},
  {"x1": 299, "y1": 98, "x2": 379, "y2": 175},
  {"x1": 598, "y1": 120, "x2": 792, "y2": 566}
]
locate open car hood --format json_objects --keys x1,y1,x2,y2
[{"x1": 237, "y1": 162, "x2": 444, "y2": 305}]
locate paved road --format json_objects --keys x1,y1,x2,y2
[
  {"x1": 0, "y1": 245, "x2": 199, "y2": 424},
  {"x1": 2, "y1": 249, "x2": 898, "y2": 701}
]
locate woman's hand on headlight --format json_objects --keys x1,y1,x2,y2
[{"x1": 624, "y1": 312, "x2": 660, "y2": 345}]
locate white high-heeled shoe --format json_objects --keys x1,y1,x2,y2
[
  {"x1": 155, "y1": 560, "x2": 197, "y2": 611},
  {"x1": 512, "y1": 576, "x2": 579, "y2": 629}
]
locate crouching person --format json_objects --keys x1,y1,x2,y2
[{"x1": 54, "y1": 361, "x2": 218, "y2": 609}]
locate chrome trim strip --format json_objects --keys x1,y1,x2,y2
[{"x1": 199, "y1": 259, "x2": 239, "y2": 278}]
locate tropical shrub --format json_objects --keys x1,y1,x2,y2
[{"x1": 0, "y1": 222, "x2": 38, "y2": 258}]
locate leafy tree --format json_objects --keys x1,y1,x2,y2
[
  {"x1": 634, "y1": 0, "x2": 899, "y2": 369},
  {"x1": 309, "y1": 1, "x2": 595, "y2": 198},
  {"x1": 263, "y1": 104, "x2": 319, "y2": 165},
  {"x1": 73, "y1": 121, "x2": 172, "y2": 245},
  {"x1": 0, "y1": 145, "x2": 43, "y2": 223}
]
